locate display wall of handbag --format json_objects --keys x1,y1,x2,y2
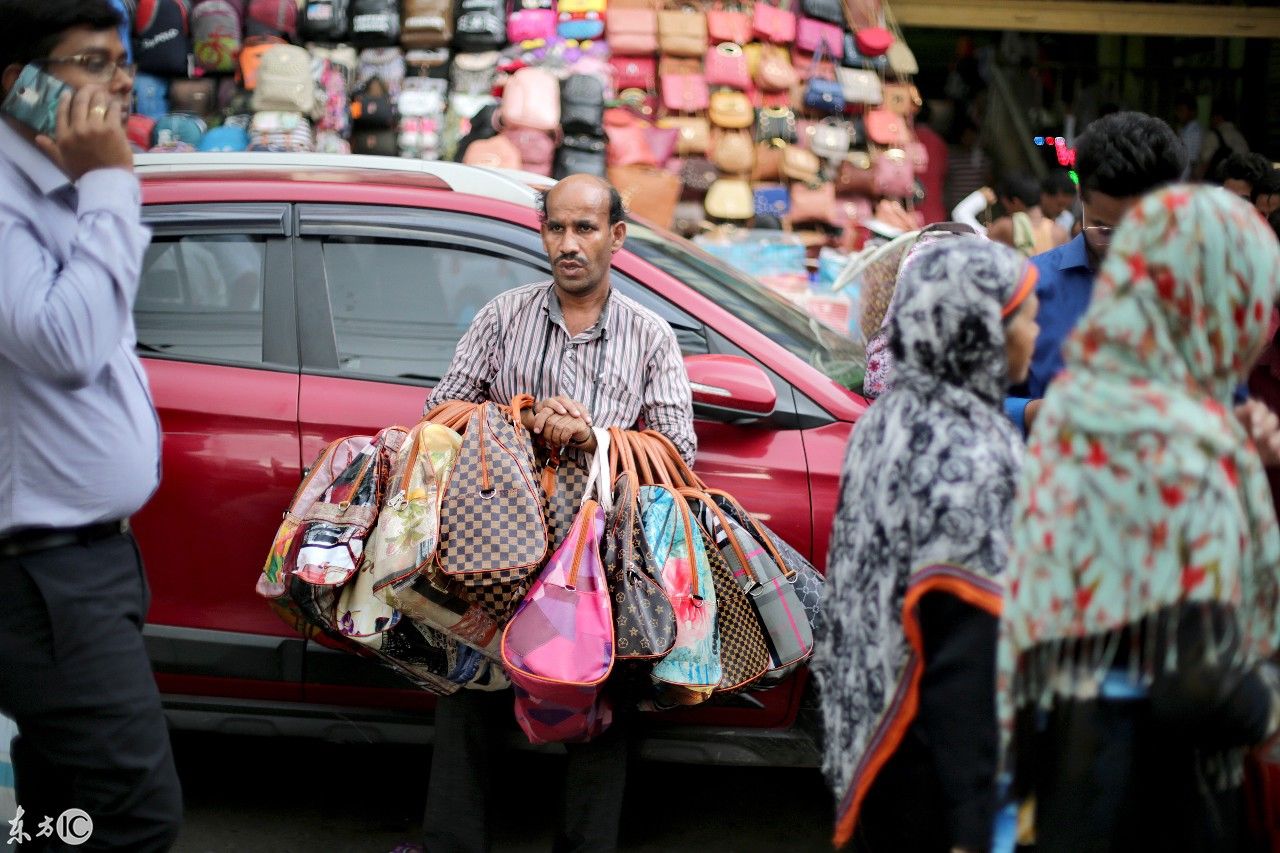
[
  {"x1": 607, "y1": 5, "x2": 658, "y2": 53},
  {"x1": 836, "y1": 66, "x2": 883, "y2": 105},
  {"x1": 705, "y1": 42, "x2": 751, "y2": 90},
  {"x1": 751, "y1": 0, "x2": 794, "y2": 44},
  {"x1": 755, "y1": 105, "x2": 796, "y2": 144},
  {"x1": 704, "y1": 177, "x2": 754, "y2": 220},
  {"x1": 780, "y1": 143, "x2": 820, "y2": 183},
  {"x1": 706, "y1": 2, "x2": 752, "y2": 45},
  {"x1": 431, "y1": 396, "x2": 547, "y2": 623},
  {"x1": 710, "y1": 127, "x2": 755, "y2": 173},
  {"x1": 608, "y1": 165, "x2": 683, "y2": 228},
  {"x1": 708, "y1": 90, "x2": 753, "y2": 129},
  {"x1": 505, "y1": 0, "x2": 556, "y2": 42},
  {"x1": 658, "y1": 116, "x2": 711, "y2": 155},
  {"x1": 657, "y1": 3, "x2": 708, "y2": 58},
  {"x1": 800, "y1": 0, "x2": 841, "y2": 25},
  {"x1": 555, "y1": 134, "x2": 608, "y2": 178},
  {"x1": 661, "y1": 73, "x2": 710, "y2": 113}
]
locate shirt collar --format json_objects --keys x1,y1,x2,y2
[
  {"x1": 0, "y1": 119, "x2": 72, "y2": 198},
  {"x1": 542, "y1": 282, "x2": 613, "y2": 341},
  {"x1": 1058, "y1": 232, "x2": 1093, "y2": 273}
]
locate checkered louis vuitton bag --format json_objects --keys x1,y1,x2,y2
[{"x1": 434, "y1": 398, "x2": 549, "y2": 623}]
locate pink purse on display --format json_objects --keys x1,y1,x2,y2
[
  {"x1": 751, "y1": 0, "x2": 794, "y2": 43},
  {"x1": 606, "y1": 122, "x2": 659, "y2": 166},
  {"x1": 507, "y1": 0, "x2": 557, "y2": 42},
  {"x1": 502, "y1": 429, "x2": 616, "y2": 745},
  {"x1": 873, "y1": 148, "x2": 915, "y2": 197},
  {"x1": 707, "y1": 3, "x2": 751, "y2": 43},
  {"x1": 607, "y1": 6, "x2": 658, "y2": 53},
  {"x1": 795, "y1": 17, "x2": 843, "y2": 57},
  {"x1": 661, "y1": 73, "x2": 710, "y2": 112},
  {"x1": 610, "y1": 55, "x2": 657, "y2": 91},
  {"x1": 705, "y1": 42, "x2": 751, "y2": 89}
]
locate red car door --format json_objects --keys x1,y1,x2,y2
[{"x1": 130, "y1": 203, "x2": 306, "y2": 702}]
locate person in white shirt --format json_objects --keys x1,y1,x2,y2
[
  {"x1": 1173, "y1": 94, "x2": 1204, "y2": 180},
  {"x1": 1196, "y1": 100, "x2": 1250, "y2": 180}
]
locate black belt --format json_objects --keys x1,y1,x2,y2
[{"x1": 0, "y1": 520, "x2": 129, "y2": 559}]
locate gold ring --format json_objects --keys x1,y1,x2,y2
[{"x1": 91, "y1": 104, "x2": 108, "y2": 118}]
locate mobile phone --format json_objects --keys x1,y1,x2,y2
[{"x1": 1, "y1": 64, "x2": 71, "y2": 139}]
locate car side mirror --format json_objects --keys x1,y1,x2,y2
[{"x1": 684, "y1": 354, "x2": 777, "y2": 423}]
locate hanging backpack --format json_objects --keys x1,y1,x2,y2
[
  {"x1": 248, "y1": 111, "x2": 316, "y2": 151},
  {"x1": 132, "y1": 72, "x2": 170, "y2": 119},
  {"x1": 503, "y1": 126, "x2": 554, "y2": 176},
  {"x1": 402, "y1": 0, "x2": 454, "y2": 47},
  {"x1": 300, "y1": 0, "x2": 351, "y2": 40},
  {"x1": 356, "y1": 47, "x2": 407, "y2": 97},
  {"x1": 151, "y1": 112, "x2": 207, "y2": 151},
  {"x1": 238, "y1": 34, "x2": 288, "y2": 89},
  {"x1": 498, "y1": 66, "x2": 559, "y2": 132},
  {"x1": 351, "y1": 0, "x2": 402, "y2": 46},
  {"x1": 198, "y1": 124, "x2": 250, "y2": 150},
  {"x1": 191, "y1": 0, "x2": 242, "y2": 73},
  {"x1": 252, "y1": 45, "x2": 317, "y2": 113},
  {"x1": 133, "y1": 0, "x2": 192, "y2": 77},
  {"x1": 453, "y1": 0, "x2": 505, "y2": 51},
  {"x1": 559, "y1": 74, "x2": 604, "y2": 136},
  {"x1": 313, "y1": 58, "x2": 352, "y2": 134},
  {"x1": 245, "y1": 0, "x2": 298, "y2": 39}
]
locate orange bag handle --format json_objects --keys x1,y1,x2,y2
[
  {"x1": 637, "y1": 432, "x2": 687, "y2": 488},
  {"x1": 642, "y1": 429, "x2": 706, "y2": 489},
  {"x1": 704, "y1": 486, "x2": 796, "y2": 580}
]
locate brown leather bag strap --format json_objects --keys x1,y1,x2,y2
[
  {"x1": 623, "y1": 429, "x2": 657, "y2": 485},
  {"x1": 509, "y1": 394, "x2": 536, "y2": 433},
  {"x1": 643, "y1": 429, "x2": 706, "y2": 489},
  {"x1": 705, "y1": 486, "x2": 795, "y2": 579},
  {"x1": 423, "y1": 400, "x2": 478, "y2": 432},
  {"x1": 639, "y1": 432, "x2": 687, "y2": 488}
]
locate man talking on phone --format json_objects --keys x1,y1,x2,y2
[{"x1": 0, "y1": 1, "x2": 182, "y2": 850}]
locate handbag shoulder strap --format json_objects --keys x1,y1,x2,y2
[
  {"x1": 581, "y1": 427, "x2": 613, "y2": 514},
  {"x1": 642, "y1": 429, "x2": 705, "y2": 489}
]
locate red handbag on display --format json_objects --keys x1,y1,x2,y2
[
  {"x1": 610, "y1": 55, "x2": 657, "y2": 91},
  {"x1": 751, "y1": 0, "x2": 794, "y2": 43},
  {"x1": 707, "y1": 4, "x2": 752, "y2": 44},
  {"x1": 705, "y1": 43, "x2": 751, "y2": 89}
]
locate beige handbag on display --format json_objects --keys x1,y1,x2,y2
[{"x1": 705, "y1": 178, "x2": 754, "y2": 219}]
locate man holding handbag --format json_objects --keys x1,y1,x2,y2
[{"x1": 419, "y1": 174, "x2": 695, "y2": 853}]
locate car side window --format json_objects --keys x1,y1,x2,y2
[
  {"x1": 319, "y1": 237, "x2": 544, "y2": 382},
  {"x1": 135, "y1": 236, "x2": 267, "y2": 366}
]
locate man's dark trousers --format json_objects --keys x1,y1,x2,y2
[
  {"x1": 0, "y1": 531, "x2": 183, "y2": 851},
  {"x1": 422, "y1": 688, "x2": 629, "y2": 853}
]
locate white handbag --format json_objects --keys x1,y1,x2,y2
[
  {"x1": 252, "y1": 45, "x2": 317, "y2": 114},
  {"x1": 810, "y1": 117, "x2": 852, "y2": 162},
  {"x1": 836, "y1": 67, "x2": 883, "y2": 105}
]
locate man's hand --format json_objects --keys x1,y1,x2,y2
[
  {"x1": 34, "y1": 85, "x2": 132, "y2": 182},
  {"x1": 1236, "y1": 399, "x2": 1280, "y2": 468},
  {"x1": 529, "y1": 397, "x2": 593, "y2": 449}
]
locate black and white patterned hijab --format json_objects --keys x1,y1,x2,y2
[{"x1": 813, "y1": 236, "x2": 1033, "y2": 846}]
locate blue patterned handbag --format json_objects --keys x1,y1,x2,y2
[
  {"x1": 803, "y1": 38, "x2": 846, "y2": 115},
  {"x1": 754, "y1": 184, "x2": 791, "y2": 217}
]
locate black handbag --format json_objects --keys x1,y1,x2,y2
[
  {"x1": 554, "y1": 134, "x2": 607, "y2": 179},
  {"x1": 453, "y1": 0, "x2": 506, "y2": 51},
  {"x1": 351, "y1": 128, "x2": 400, "y2": 155},
  {"x1": 755, "y1": 106, "x2": 797, "y2": 144},
  {"x1": 352, "y1": 95, "x2": 399, "y2": 129},
  {"x1": 560, "y1": 74, "x2": 605, "y2": 135},
  {"x1": 801, "y1": 0, "x2": 844, "y2": 24},
  {"x1": 350, "y1": 0, "x2": 402, "y2": 46}
]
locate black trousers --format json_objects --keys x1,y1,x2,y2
[
  {"x1": 0, "y1": 532, "x2": 183, "y2": 852},
  {"x1": 422, "y1": 689, "x2": 629, "y2": 853}
]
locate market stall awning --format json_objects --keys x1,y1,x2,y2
[{"x1": 892, "y1": 0, "x2": 1280, "y2": 38}]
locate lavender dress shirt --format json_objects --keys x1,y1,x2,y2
[{"x1": 0, "y1": 120, "x2": 160, "y2": 535}]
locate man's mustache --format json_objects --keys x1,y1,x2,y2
[{"x1": 556, "y1": 253, "x2": 587, "y2": 265}]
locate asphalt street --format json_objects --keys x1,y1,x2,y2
[{"x1": 171, "y1": 730, "x2": 835, "y2": 852}]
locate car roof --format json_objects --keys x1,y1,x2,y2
[{"x1": 133, "y1": 153, "x2": 555, "y2": 208}]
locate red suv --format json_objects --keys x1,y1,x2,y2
[{"x1": 132, "y1": 153, "x2": 866, "y2": 765}]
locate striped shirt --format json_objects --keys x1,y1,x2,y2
[{"x1": 426, "y1": 281, "x2": 696, "y2": 465}]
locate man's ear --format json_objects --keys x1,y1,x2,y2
[{"x1": 611, "y1": 220, "x2": 627, "y2": 253}]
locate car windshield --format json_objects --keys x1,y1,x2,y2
[{"x1": 624, "y1": 222, "x2": 866, "y2": 391}]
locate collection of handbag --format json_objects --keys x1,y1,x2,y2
[
  {"x1": 255, "y1": 396, "x2": 824, "y2": 744},
  {"x1": 597, "y1": 0, "x2": 927, "y2": 231},
  {"x1": 128, "y1": 0, "x2": 926, "y2": 235}
]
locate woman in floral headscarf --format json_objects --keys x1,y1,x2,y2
[
  {"x1": 1000, "y1": 186, "x2": 1280, "y2": 851},
  {"x1": 815, "y1": 236, "x2": 1040, "y2": 851}
]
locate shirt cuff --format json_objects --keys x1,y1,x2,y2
[
  {"x1": 1004, "y1": 397, "x2": 1030, "y2": 436},
  {"x1": 76, "y1": 168, "x2": 141, "y2": 218}
]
